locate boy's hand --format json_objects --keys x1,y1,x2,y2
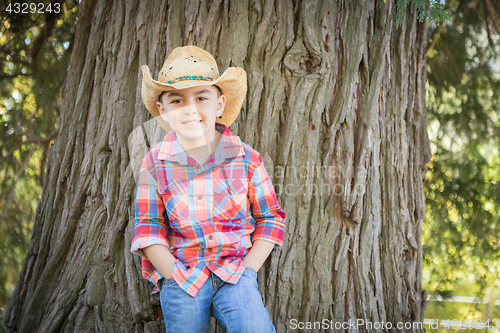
[
  {"x1": 242, "y1": 239, "x2": 276, "y2": 272},
  {"x1": 143, "y1": 244, "x2": 177, "y2": 280}
]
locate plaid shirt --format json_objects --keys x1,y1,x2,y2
[{"x1": 130, "y1": 122, "x2": 286, "y2": 299}]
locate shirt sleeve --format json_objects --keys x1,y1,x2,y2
[
  {"x1": 130, "y1": 151, "x2": 170, "y2": 258},
  {"x1": 247, "y1": 153, "x2": 286, "y2": 248}
]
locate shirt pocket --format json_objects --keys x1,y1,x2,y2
[
  {"x1": 212, "y1": 178, "x2": 249, "y2": 220},
  {"x1": 158, "y1": 179, "x2": 189, "y2": 221}
]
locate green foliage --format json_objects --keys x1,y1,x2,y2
[
  {"x1": 423, "y1": 0, "x2": 500, "y2": 325},
  {"x1": 374, "y1": 0, "x2": 453, "y2": 28},
  {"x1": 392, "y1": 0, "x2": 452, "y2": 28},
  {"x1": 0, "y1": 172, "x2": 39, "y2": 304},
  {"x1": 0, "y1": 0, "x2": 79, "y2": 315}
]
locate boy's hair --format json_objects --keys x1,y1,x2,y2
[{"x1": 158, "y1": 85, "x2": 222, "y2": 103}]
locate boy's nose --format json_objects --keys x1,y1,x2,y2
[{"x1": 183, "y1": 103, "x2": 198, "y2": 114}]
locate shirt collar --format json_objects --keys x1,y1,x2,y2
[{"x1": 157, "y1": 122, "x2": 244, "y2": 165}]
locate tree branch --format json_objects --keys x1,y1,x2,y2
[
  {"x1": 486, "y1": 7, "x2": 496, "y2": 45},
  {"x1": 0, "y1": 129, "x2": 58, "y2": 165},
  {"x1": 483, "y1": 0, "x2": 500, "y2": 53},
  {"x1": 426, "y1": 20, "x2": 445, "y2": 58},
  {"x1": 31, "y1": 0, "x2": 65, "y2": 59},
  {"x1": 444, "y1": 44, "x2": 463, "y2": 82},
  {"x1": 426, "y1": 0, "x2": 456, "y2": 58},
  {"x1": 484, "y1": 0, "x2": 500, "y2": 34},
  {"x1": 0, "y1": 73, "x2": 33, "y2": 80}
]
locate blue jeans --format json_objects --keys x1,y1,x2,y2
[{"x1": 159, "y1": 266, "x2": 276, "y2": 333}]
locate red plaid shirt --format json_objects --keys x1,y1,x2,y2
[{"x1": 130, "y1": 122, "x2": 286, "y2": 299}]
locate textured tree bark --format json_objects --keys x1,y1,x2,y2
[{"x1": 4, "y1": 0, "x2": 431, "y2": 332}]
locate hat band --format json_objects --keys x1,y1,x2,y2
[{"x1": 165, "y1": 75, "x2": 215, "y2": 84}]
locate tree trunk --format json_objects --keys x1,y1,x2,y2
[{"x1": 4, "y1": 0, "x2": 431, "y2": 332}]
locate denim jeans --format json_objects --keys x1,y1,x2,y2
[{"x1": 159, "y1": 266, "x2": 276, "y2": 333}]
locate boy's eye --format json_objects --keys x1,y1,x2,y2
[{"x1": 170, "y1": 97, "x2": 206, "y2": 104}]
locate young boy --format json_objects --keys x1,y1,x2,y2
[{"x1": 130, "y1": 45, "x2": 286, "y2": 333}]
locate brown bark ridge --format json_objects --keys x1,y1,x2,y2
[{"x1": 4, "y1": 0, "x2": 431, "y2": 332}]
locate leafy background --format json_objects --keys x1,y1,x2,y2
[{"x1": 423, "y1": 0, "x2": 500, "y2": 330}]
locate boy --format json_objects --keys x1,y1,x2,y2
[{"x1": 130, "y1": 45, "x2": 286, "y2": 333}]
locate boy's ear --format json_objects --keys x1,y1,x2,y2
[
  {"x1": 156, "y1": 101, "x2": 170, "y2": 122},
  {"x1": 217, "y1": 95, "x2": 226, "y2": 116},
  {"x1": 156, "y1": 101, "x2": 164, "y2": 113}
]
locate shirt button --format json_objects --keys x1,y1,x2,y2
[
  {"x1": 208, "y1": 235, "x2": 213, "y2": 240},
  {"x1": 208, "y1": 248, "x2": 213, "y2": 252},
  {"x1": 198, "y1": 195, "x2": 202, "y2": 200}
]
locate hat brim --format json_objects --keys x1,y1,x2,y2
[{"x1": 141, "y1": 65, "x2": 247, "y2": 133}]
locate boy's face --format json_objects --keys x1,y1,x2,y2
[{"x1": 156, "y1": 85, "x2": 225, "y2": 143}]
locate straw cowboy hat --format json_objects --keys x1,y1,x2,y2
[{"x1": 141, "y1": 45, "x2": 247, "y2": 133}]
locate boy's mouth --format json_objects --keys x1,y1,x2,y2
[{"x1": 182, "y1": 119, "x2": 202, "y2": 125}]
